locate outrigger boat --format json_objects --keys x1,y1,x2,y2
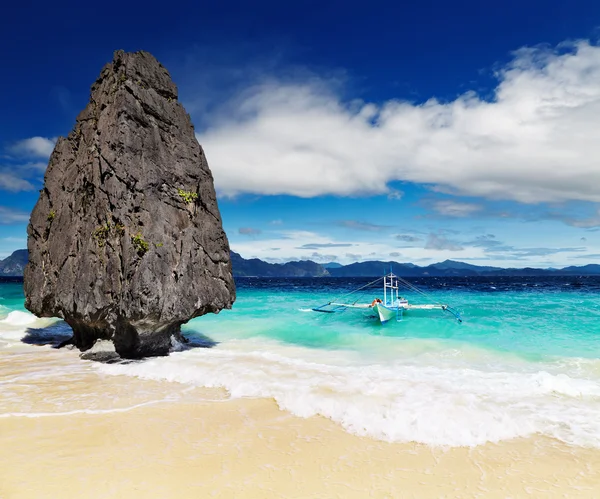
[{"x1": 311, "y1": 272, "x2": 462, "y2": 324}]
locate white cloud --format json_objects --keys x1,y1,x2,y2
[
  {"x1": 298, "y1": 243, "x2": 353, "y2": 249},
  {"x1": 424, "y1": 233, "x2": 464, "y2": 251},
  {"x1": 547, "y1": 208, "x2": 600, "y2": 228},
  {"x1": 232, "y1": 229, "x2": 471, "y2": 265},
  {"x1": 0, "y1": 206, "x2": 30, "y2": 224},
  {"x1": 336, "y1": 220, "x2": 391, "y2": 231},
  {"x1": 0, "y1": 172, "x2": 35, "y2": 192},
  {"x1": 238, "y1": 227, "x2": 261, "y2": 235},
  {"x1": 198, "y1": 40, "x2": 600, "y2": 203},
  {"x1": 396, "y1": 234, "x2": 422, "y2": 242},
  {"x1": 387, "y1": 189, "x2": 403, "y2": 200},
  {"x1": 0, "y1": 160, "x2": 48, "y2": 192},
  {"x1": 229, "y1": 227, "x2": 600, "y2": 267},
  {"x1": 431, "y1": 200, "x2": 482, "y2": 217},
  {"x1": 9, "y1": 136, "x2": 57, "y2": 158}
]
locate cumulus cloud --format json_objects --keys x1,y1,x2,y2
[
  {"x1": 9, "y1": 137, "x2": 57, "y2": 158},
  {"x1": 238, "y1": 227, "x2": 261, "y2": 235},
  {"x1": 198, "y1": 41, "x2": 600, "y2": 203}
]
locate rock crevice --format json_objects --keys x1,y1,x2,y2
[{"x1": 24, "y1": 50, "x2": 236, "y2": 358}]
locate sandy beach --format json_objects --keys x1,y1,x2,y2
[
  {"x1": 3, "y1": 0, "x2": 600, "y2": 496},
  {"x1": 2, "y1": 345, "x2": 600, "y2": 499}
]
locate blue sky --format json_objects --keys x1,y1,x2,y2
[{"x1": 2, "y1": 0, "x2": 600, "y2": 267}]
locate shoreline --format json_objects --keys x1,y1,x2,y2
[
  {"x1": 2, "y1": 373, "x2": 600, "y2": 498},
  {"x1": 2, "y1": 316, "x2": 600, "y2": 498}
]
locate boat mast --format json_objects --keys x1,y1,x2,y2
[
  {"x1": 383, "y1": 275, "x2": 387, "y2": 304},
  {"x1": 383, "y1": 272, "x2": 399, "y2": 306}
]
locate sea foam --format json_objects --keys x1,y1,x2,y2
[
  {"x1": 0, "y1": 311, "x2": 61, "y2": 346},
  {"x1": 1, "y1": 310, "x2": 38, "y2": 327},
  {"x1": 97, "y1": 337, "x2": 600, "y2": 448}
]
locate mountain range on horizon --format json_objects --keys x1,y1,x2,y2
[{"x1": 1, "y1": 249, "x2": 599, "y2": 278}]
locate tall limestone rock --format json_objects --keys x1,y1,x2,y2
[{"x1": 24, "y1": 50, "x2": 236, "y2": 358}]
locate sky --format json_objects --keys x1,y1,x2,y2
[{"x1": 2, "y1": 0, "x2": 600, "y2": 267}]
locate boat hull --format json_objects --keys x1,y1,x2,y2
[{"x1": 374, "y1": 303, "x2": 399, "y2": 323}]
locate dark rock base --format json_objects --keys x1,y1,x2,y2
[{"x1": 66, "y1": 318, "x2": 185, "y2": 359}]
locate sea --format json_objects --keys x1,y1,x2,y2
[{"x1": 2, "y1": 275, "x2": 600, "y2": 448}]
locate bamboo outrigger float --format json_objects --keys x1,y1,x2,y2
[{"x1": 312, "y1": 272, "x2": 462, "y2": 324}]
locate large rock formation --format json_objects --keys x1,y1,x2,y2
[{"x1": 24, "y1": 50, "x2": 236, "y2": 358}]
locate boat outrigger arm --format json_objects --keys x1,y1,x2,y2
[{"x1": 312, "y1": 272, "x2": 462, "y2": 323}]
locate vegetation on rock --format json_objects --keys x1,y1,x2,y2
[
  {"x1": 131, "y1": 232, "x2": 150, "y2": 256},
  {"x1": 178, "y1": 189, "x2": 198, "y2": 203}
]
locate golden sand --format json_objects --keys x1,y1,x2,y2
[{"x1": 1, "y1": 348, "x2": 600, "y2": 498}]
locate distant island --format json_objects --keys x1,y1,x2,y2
[
  {"x1": 0, "y1": 250, "x2": 28, "y2": 277},
  {"x1": 2, "y1": 249, "x2": 599, "y2": 278}
]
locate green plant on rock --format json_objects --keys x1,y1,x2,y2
[
  {"x1": 131, "y1": 232, "x2": 149, "y2": 256},
  {"x1": 93, "y1": 224, "x2": 111, "y2": 247},
  {"x1": 178, "y1": 189, "x2": 198, "y2": 204},
  {"x1": 92, "y1": 220, "x2": 126, "y2": 249},
  {"x1": 47, "y1": 210, "x2": 56, "y2": 222}
]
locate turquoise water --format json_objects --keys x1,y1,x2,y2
[
  {"x1": 0, "y1": 281, "x2": 27, "y2": 315},
  {"x1": 191, "y1": 277, "x2": 600, "y2": 362},
  {"x1": 2, "y1": 276, "x2": 600, "y2": 447}
]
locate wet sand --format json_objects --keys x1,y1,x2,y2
[{"x1": 2, "y1": 347, "x2": 600, "y2": 498}]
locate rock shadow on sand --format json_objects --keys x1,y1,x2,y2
[
  {"x1": 21, "y1": 320, "x2": 74, "y2": 348},
  {"x1": 21, "y1": 321, "x2": 218, "y2": 363},
  {"x1": 178, "y1": 331, "x2": 219, "y2": 350}
]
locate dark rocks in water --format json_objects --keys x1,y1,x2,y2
[{"x1": 24, "y1": 50, "x2": 236, "y2": 358}]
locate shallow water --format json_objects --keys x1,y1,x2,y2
[{"x1": 2, "y1": 276, "x2": 600, "y2": 447}]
